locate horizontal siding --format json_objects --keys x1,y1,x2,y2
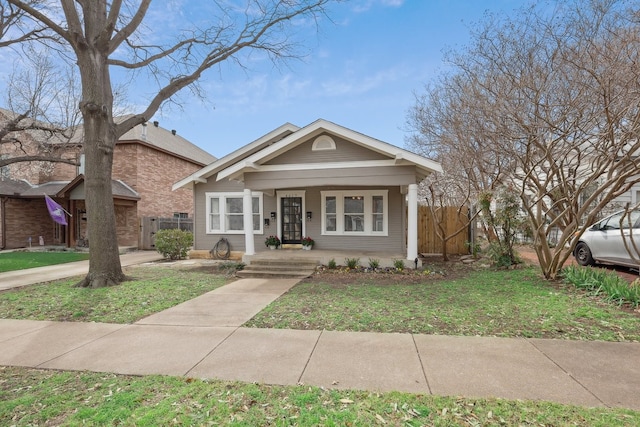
[
  {"x1": 265, "y1": 134, "x2": 390, "y2": 165},
  {"x1": 194, "y1": 180, "x2": 405, "y2": 253},
  {"x1": 301, "y1": 187, "x2": 404, "y2": 253},
  {"x1": 194, "y1": 177, "x2": 247, "y2": 251}
]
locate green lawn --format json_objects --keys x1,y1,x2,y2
[
  {"x1": 1, "y1": 367, "x2": 638, "y2": 426},
  {"x1": 2, "y1": 263, "x2": 640, "y2": 424},
  {"x1": 246, "y1": 267, "x2": 640, "y2": 341},
  {"x1": 0, "y1": 251, "x2": 90, "y2": 272},
  {"x1": 0, "y1": 266, "x2": 230, "y2": 323}
]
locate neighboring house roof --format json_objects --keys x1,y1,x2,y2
[
  {"x1": 0, "y1": 176, "x2": 139, "y2": 200},
  {"x1": 173, "y1": 119, "x2": 442, "y2": 190},
  {"x1": 0, "y1": 179, "x2": 69, "y2": 197},
  {"x1": 117, "y1": 118, "x2": 217, "y2": 166},
  {"x1": 56, "y1": 174, "x2": 140, "y2": 200},
  {"x1": 21, "y1": 181, "x2": 70, "y2": 197},
  {"x1": 0, "y1": 178, "x2": 34, "y2": 196},
  {"x1": 24, "y1": 112, "x2": 216, "y2": 166}
]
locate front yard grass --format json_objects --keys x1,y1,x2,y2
[
  {"x1": 2, "y1": 262, "x2": 640, "y2": 424},
  {"x1": 0, "y1": 251, "x2": 90, "y2": 273},
  {"x1": 2, "y1": 367, "x2": 638, "y2": 426},
  {"x1": 0, "y1": 266, "x2": 230, "y2": 323},
  {"x1": 245, "y1": 267, "x2": 640, "y2": 341}
]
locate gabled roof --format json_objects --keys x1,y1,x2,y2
[
  {"x1": 117, "y1": 118, "x2": 217, "y2": 166},
  {"x1": 0, "y1": 178, "x2": 68, "y2": 197},
  {"x1": 56, "y1": 174, "x2": 140, "y2": 200},
  {"x1": 55, "y1": 114, "x2": 217, "y2": 166},
  {"x1": 173, "y1": 122, "x2": 300, "y2": 190},
  {"x1": 0, "y1": 176, "x2": 140, "y2": 200},
  {"x1": 173, "y1": 119, "x2": 441, "y2": 190}
]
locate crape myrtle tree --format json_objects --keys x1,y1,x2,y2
[
  {"x1": 1, "y1": 0, "x2": 332, "y2": 288},
  {"x1": 406, "y1": 75, "x2": 510, "y2": 261},
  {"x1": 410, "y1": 0, "x2": 640, "y2": 279}
]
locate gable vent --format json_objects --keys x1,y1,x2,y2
[{"x1": 312, "y1": 135, "x2": 336, "y2": 151}]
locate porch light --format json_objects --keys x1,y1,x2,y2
[
  {"x1": 270, "y1": 211, "x2": 276, "y2": 219},
  {"x1": 306, "y1": 211, "x2": 312, "y2": 221}
]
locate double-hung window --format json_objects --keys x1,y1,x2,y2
[
  {"x1": 206, "y1": 192, "x2": 263, "y2": 234},
  {"x1": 321, "y1": 190, "x2": 388, "y2": 236}
]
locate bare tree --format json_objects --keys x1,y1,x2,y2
[
  {"x1": 1, "y1": 51, "x2": 81, "y2": 175},
  {"x1": 406, "y1": 75, "x2": 506, "y2": 260},
  {"x1": 1, "y1": 0, "x2": 331, "y2": 288},
  {"x1": 409, "y1": 0, "x2": 640, "y2": 279}
]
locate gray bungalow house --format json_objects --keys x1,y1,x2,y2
[{"x1": 173, "y1": 119, "x2": 442, "y2": 264}]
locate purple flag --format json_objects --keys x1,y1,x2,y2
[{"x1": 44, "y1": 195, "x2": 67, "y2": 226}]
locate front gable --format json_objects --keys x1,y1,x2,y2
[
  {"x1": 215, "y1": 119, "x2": 441, "y2": 185},
  {"x1": 263, "y1": 133, "x2": 390, "y2": 165}
]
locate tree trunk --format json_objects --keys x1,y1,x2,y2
[
  {"x1": 74, "y1": 108, "x2": 126, "y2": 288},
  {"x1": 73, "y1": 10, "x2": 126, "y2": 288}
]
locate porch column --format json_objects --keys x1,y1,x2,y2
[
  {"x1": 243, "y1": 189, "x2": 255, "y2": 255},
  {"x1": 407, "y1": 183, "x2": 418, "y2": 261}
]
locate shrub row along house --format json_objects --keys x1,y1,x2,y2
[
  {"x1": 174, "y1": 119, "x2": 442, "y2": 263},
  {"x1": 0, "y1": 109, "x2": 216, "y2": 249}
]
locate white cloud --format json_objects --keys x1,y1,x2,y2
[
  {"x1": 319, "y1": 63, "x2": 412, "y2": 97},
  {"x1": 351, "y1": 0, "x2": 405, "y2": 13}
]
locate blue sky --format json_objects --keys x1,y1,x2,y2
[
  {"x1": 3, "y1": 0, "x2": 526, "y2": 159},
  {"x1": 154, "y1": 0, "x2": 527, "y2": 158}
]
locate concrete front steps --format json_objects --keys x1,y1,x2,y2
[{"x1": 236, "y1": 258, "x2": 318, "y2": 279}]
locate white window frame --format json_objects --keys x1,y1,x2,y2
[
  {"x1": 205, "y1": 192, "x2": 263, "y2": 234},
  {"x1": 320, "y1": 190, "x2": 388, "y2": 236}
]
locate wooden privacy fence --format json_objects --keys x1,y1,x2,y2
[
  {"x1": 417, "y1": 206, "x2": 470, "y2": 255},
  {"x1": 140, "y1": 216, "x2": 194, "y2": 250}
]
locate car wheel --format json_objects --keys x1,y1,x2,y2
[{"x1": 575, "y1": 242, "x2": 595, "y2": 266}]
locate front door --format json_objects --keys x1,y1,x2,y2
[{"x1": 281, "y1": 197, "x2": 302, "y2": 244}]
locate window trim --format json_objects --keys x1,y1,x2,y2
[
  {"x1": 205, "y1": 192, "x2": 263, "y2": 234},
  {"x1": 320, "y1": 190, "x2": 388, "y2": 236}
]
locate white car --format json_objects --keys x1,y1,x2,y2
[{"x1": 574, "y1": 210, "x2": 640, "y2": 268}]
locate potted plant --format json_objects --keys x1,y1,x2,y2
[
  {"x1": 301, "y1": 236, "x2": 314, "y2": 250},
  {"x1": 265, "y1": 235, "x2": 280, "y2": 249}
]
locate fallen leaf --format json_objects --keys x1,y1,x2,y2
[
  {"x1": 375, "y1": 413, "x2": 386, "y2": 424},
  {"x1": 340, "y1": 398, "x2": 354, "y2": 404}
]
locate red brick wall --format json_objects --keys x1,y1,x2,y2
[
  {"x1": 112, "y1": 144, "x2": 139, "y2": 189},
  {"x1": 115, "y1": 202, "x2": 138, "y2": 246},
  {"x1": 49, "y1": 146, "x2": 82, "y2": 181},
  {"x1": 115, "y1": 143, "x2": 200, "y2": 218},
  {"x1": 2, "y1": 198, "x2": 56, "y2": 249}
]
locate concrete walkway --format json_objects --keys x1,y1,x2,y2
[{"x1": 0, "y1": 257, "x2": 639, "y2": 410}]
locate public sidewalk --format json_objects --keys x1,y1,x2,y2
[
  {"x1": 0, "y1": 250, "x2": 164, "y2": 291},
  {"x1": 1, "y1": 276, "x2": 639, "y2": 410}
]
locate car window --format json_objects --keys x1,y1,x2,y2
[{"x1": 600, "y1": 211, "x2": 640, "y2": 230}]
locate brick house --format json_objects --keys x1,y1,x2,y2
[{"x1": 0, "y1": 111, "x2": 216, "y2": 249}]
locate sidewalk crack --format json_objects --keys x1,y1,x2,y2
[
  {"x1": 411, "y1": 334, "x2": 432, "y2": 394},
  {"x1": 298, "y1": 329, "x2": 323, "y2": 384},
  {"x1": 525, "y1": 338, "x2": 607, "y2": 408}
]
